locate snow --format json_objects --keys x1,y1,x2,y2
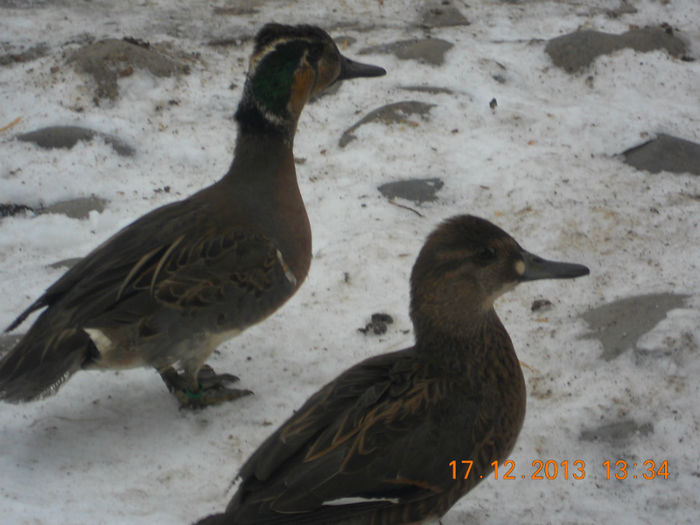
[{"x1": 1, "y1": 1, "x2": 699, "y2": 524}]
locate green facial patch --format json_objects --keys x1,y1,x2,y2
[{"x1": 251, "y1": 41, "x2": 307, "y2": 117}]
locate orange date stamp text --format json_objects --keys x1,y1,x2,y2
[{"x1": 449, "y1": 459, "x2": 669, "y2": 481}]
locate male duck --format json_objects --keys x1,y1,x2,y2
[
  {"x1": 196, "y1": 215, "x2": 589, "y2": 524},
  {"x1": 0, "y1": 24, "x2": 385, "y2": 408}
]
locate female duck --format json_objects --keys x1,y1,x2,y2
[{"x1": 198, "y1": 215, "x2": 589, "y2": 524}]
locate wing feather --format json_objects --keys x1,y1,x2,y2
[
  {"x1": 232, "y1": 350, "x2": 461, "y2": 517},
  {"x1": 5, "y1": 192, "x2": 291, "y2": 338}
]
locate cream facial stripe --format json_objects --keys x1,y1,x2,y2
[
  {"x1": 515, "y1": 260, "x2": 525, "y2": 276},
  {"x1": 248, "y1": 36, "x2": 314, "y2": 74},
  {"x1": 248, "y1": 39, "x2": 314, "y2": 127}
]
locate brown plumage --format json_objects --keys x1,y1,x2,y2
[
  {"x1": 196, "y1": 215, "x2": 589, "y2": 524},
  {"x1": 0, "y1": 24, "x2": 385, "y2": 407}
]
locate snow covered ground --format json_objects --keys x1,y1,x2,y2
[{"x1": 1, "y1": 1, "x2": 698, "y2": 523}]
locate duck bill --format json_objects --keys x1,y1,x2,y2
[
  {"x1": 336, "y1": 55, "x2": 386, "y2": 81},
  {"x1": 519, "y1": 250, "x2": 590, "y2": 282}
]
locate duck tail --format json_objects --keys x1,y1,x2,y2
[{"x1": 0, "y1": 322, "x2": 96, "y2": 403}]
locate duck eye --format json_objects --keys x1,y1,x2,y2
[{"x1": 474, "y1": 247, "x2": 497, "y2": 263}]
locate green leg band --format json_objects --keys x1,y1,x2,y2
[{"x1": 185, "y1": 386, "x2": 204, "y2": 400}]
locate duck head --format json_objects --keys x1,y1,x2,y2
[
  {"x1": 237, "y1": 24, "x2": 385, "y2": 134},
  {"x1": 410, "y1": 215, "x2": 589, "y2": 336}
]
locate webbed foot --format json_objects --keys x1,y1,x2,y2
[{"x1": 160, "y1": 364, "x2": 253, "y2": 409}]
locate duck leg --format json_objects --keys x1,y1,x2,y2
[{"x1": 160, "y1": 364, "x2": 253, "y2": 408}]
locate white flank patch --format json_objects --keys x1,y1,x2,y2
[
  {"x1": 323, "y1": 496, "x2": 400, "y2": 506},
  {"x1": 83, "y1": 328, "x2": 113, "y2": 354}
]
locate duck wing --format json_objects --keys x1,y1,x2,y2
[
  {"x1": 7, "y1": 194, "x2": 293, "y2": 334},
  {"x1": 229, "y1": 349, "x2": 483, "y2": 523}
]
